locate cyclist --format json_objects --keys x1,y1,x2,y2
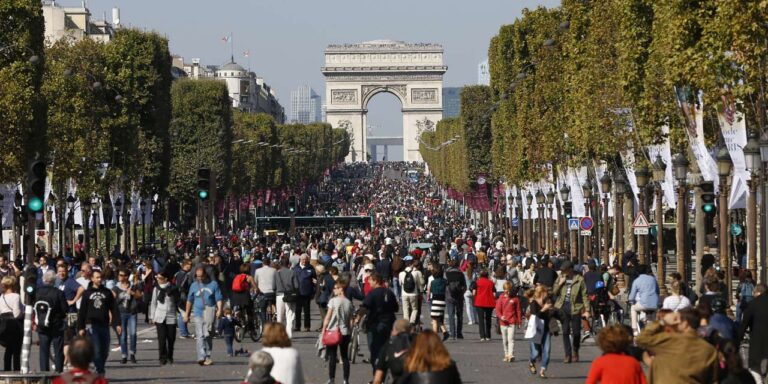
[
  {"x1": 231, "y1": 264, "x2": 255, "y2": 331},
  {"x1": 254, "y1": 259, "x2": 277, "y2": 326}
]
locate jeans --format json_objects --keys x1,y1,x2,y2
[
  {"x1": 559, "y1": 310, "x2": 582, "y2": 357},
  {"x1": 155, "y1": 322, "x2": 176, "y2": 362},
  {"x1": 446, "y1": 297, "x2": 464, "y2": 336},
  {"x1": 224, "y1": 335, "x2": 234, "y2": 355},
  {"x1": 500, "y1": 325, "x2": 516, "y2": 358},
  {"x1": 177, "y1": 307, "x2": 190, "y2": 337},
  {"x1": 86, "y1": 323, "x2": 110, "y2": 374},
  {"x1": 529, "y1": 331, "x2": 551, "y2": 369},
  {"x1": 38, "y1": 331, "x2": 64, "y2": 372},
  {"x1": 367, "y1": 326, "x2": 391, "y2": 373},
  {"x1": 403, "y1": 295, "x2": 420, "y2": 324},
  {"x1": 464, "y1": 294, "x2": 477, "y2": 323},
  {"x1": 630, "y1": 302, "x2": 654, "y2": 333},
  {"x1": 193, "y1": 308, "x2": 215, "y2": 361},
  {"x1": 294, "y1": 296, "x2": 311, "y2": 330},
  {"x1": 392, "y1": 277, "x2": 401, "y2": 302},
  {"x1": 476, "y1": 307, "x2": 493, "y2": 339},
  {"x1": 327, "y1": 334, "x2": 351, "y2": 381},
  {"x1": 118, "y1": 312, "x2": 137, "y2": 358},
  {"x1": 276, "y1": 294, "x2": 296, "y2": 339}
]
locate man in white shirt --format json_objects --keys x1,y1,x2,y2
[{"x1": 398, "y1": 257, "x2": 424, "y2": 326}]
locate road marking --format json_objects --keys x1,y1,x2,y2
[{"x1": 110, "y1": 326, "x2": 157, "y2": 352}]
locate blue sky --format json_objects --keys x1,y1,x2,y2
[{"x1": 82, "y1": 0, "x2": 558, "y2": 155}]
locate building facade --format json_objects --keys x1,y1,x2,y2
[
  {"x1": 42, "y1": 1, "x2": 117, "y2": 44},
  {"x1": 442, "y1": 87, "x2": 461, "y2": 118},
  {"x1": 173, "y1": 56, "x2": 286, "y2": 124},
  {"x1": 289, "y1": 85, "x2": 322, "y2": 124},
  {"x1": 478, "y1": 59, "x2": 490, "y2": 85}
]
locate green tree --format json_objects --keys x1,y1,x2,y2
[{"x1": 0, "y1": 0, "x2": 46, "y2": 182}]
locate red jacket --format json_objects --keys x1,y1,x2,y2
[
  {"x1": 473, "y1": 277, "x2": 496, "y2": 308},
  {"x1": 53, "y1": 369, "x2": 109, "y2": 384},
  {"x1": 495, "y1": 294, "x2": 522, "y2": 326}
]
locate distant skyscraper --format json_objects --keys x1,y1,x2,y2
[
  {"x1": 442, "y1": 87, "x2": 461, "y2": 118},
  {"x1": 478, "y1": 59, "x2": 490, "y2": 85},
  {"x1": 290, "y1": 85, "x2": 321, "y2": 124}
]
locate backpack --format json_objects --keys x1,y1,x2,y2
[
  {"x1": 231, "y1": 274, "x2": 250, "y2": 293},
  {"x1": 34, "y1": 300, "x2": 52, "y2": 331},
  {"x1": 403, "y1": 270, "x2": 416, "y2": 293},
  {"x1": 431, "y1": 278, "x2": 446, "y2": 297}
]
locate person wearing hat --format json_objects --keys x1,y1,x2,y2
[{"x1": 553, "y1": 261, "x2": 590, "y2": 363}]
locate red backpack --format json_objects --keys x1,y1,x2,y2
[{"x1": 232, "y1": 274, "x2": 250, "y2": 293}]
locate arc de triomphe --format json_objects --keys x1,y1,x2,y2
[{"x1": 322, "y1": 40, "x2": 446, "y2": 162}]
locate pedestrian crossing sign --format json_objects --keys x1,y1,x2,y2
[{"x1": 568, "y1": 218, "x2": 580, "y2": 231}]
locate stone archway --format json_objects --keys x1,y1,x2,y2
[{"x1": 322, "y1": 40, "x2": 446, "y2": 162}]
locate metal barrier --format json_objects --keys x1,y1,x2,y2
[{"x1": 0, "y1": 372, "x2": 57, "y2": 384}]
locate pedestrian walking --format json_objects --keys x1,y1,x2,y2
[
  {"x1": 260, "y1": 322, "x2": 305, "y2": 384},
  {"x1": 218, "y1": 308, "x2": 237, "y2": 356},
  {"x1": 586, "y1": 325, "x2": 646, "y2": 384},
  {"x1": 0, "y1": 275, "x2": 23, "y2": 371},
  {"x1": 399, "y1": 257, "x2": 424, "y2": 327},
  {"x1": 112, "y1": 268, "x2": 143, "y2": 364},
  {"x1": 77, "y1": 270, "x2": 121, "y2": 376},
  {"x1": 35, "y1": 270, "x2": 68, "y2": 372},
  {"x1": 321, "y1": 279, "x2": 353, "y2": 384},
  {"x1": 427, "y1": 266, "x2": 449, "y2": 340},
  {"x1": 183, "y1": 265, "x2": 223, "y2": 366},
  {"x1": 372, "y1": 319, "x2": 412, "y2": 384},
  {"x1": 463, "y1": 264, "x2": 477, "y2": 325},
  {"x1": 399, "y1": 330, "x2": 462, "y2": 384},
  {"x1": 738, "y1": 283, "x2": 768, "y2": 374},
  {"x1": 357, "y1": 272, "x2": 398, "y2": 373},
  {"x1": 292, "y1": 255, "x2": 316, "y2": 332},
  {"x1": 275, "y1": 258, "x2": 299, "y2": 339},
  {"x1": 174, "y1": 260, "x2": 193, "y2": 339},
  {"x1": 495, "y1": 281, "x2": 521, "y2": 362},
  {"x1": 471, "y1": 269, "x2": 495, "y2": 341},
  {"x1": 149, "y1": 271, "x2": 179, "y2": 365},
  {"x1": 527, "y1": 284, "x2": 553, "y2": 378},
  {"x1": 444, "y1": 259, "x2": 466, "y2": 339},
  {"x1": 553, "y1": 261, "x2": 590, "y2": 363}
]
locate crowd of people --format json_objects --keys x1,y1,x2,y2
[{"x1": 0, "y1": 161, "x2": 765, "y2": 384}]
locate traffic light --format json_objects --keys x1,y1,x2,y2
[
  {"x1": 23, "y1": 266, "x2": 37, "y2": 302},
  {"x1": 700, "y1": 181, "x2": 715, "y2": 214},
  {"x1": 197, "y1": 168, "x2": 210, "y2": 200},
  {"x1": 287, "y1": 195, "x2": 297, "y2": 214},
  {"x1": 563, "y1": 202, "x2": 572, "y2": 219},
  {"x1": 27, "y1": 160, "x2": 45, "y2": 212}
]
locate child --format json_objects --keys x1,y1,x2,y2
[
  {"x1": 495, "y1": 281, "x2": 522, "y2": 362},
  {"x1": 218, "y1": 308, "x2": 237, "y2": 357}
]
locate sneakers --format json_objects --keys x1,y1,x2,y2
[
  {"x1": 467, "y1": 321, "x2": 475, "y2": 325},
  {"x1": 197, "y1": 360, "x2": 205, "y2": 366},
  {"x1": 529, "y1": 362, "x2": 536, "y2": 375},
  {"x1": 539, "y1": 368, "x2": 547, "y2": 378},
  {"x1": 130, "y1": 354, "x2": 137, "y2": 364},
  {"x1": 442, "y1": 332, "x2": 450, "y2": 342},
  {"x1": 203, "y1": 358, "x2": 213, "y2": 366},
  {"x1": 564, "y1": 355, "x2": 571, "y2": 364}
]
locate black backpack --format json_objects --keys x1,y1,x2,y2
[
  {"x1": 34, "y1": 300, "x2": 52, "y2": 331},
  {"x1": 403, "y1": 270, "x2": 416, "y2": 293}
]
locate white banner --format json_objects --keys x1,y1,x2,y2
[
  {"x1": 0, "y1": 184, "x2": 15, "y2": 230},
  {"x1": 646, "y1": 125, "x2": 677, "y2": 209},
  {"x1": 718, "y1": 110, "x2": 749, "y2": 209},
  {"x1": 566, "y1": 167, "x2": 588, "y2": 218},
  {"x1": 676, "y1": 87, "x2": 718, "y2": 186}
]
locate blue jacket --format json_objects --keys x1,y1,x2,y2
[
  {"x1": 293, "y1": 264, "x2": 316, "y2": 297},
  {"x1": 628, "y1": 274, "x2": 660, "y2": 309},
  {"x1": 217, "y1": 316, "x2": 237, "y2": 337}
]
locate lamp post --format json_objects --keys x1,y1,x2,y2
[
  {"x1": 561, "y1": 185, "x2": 573, "y2": 257},
  {"x1": 526, "y1": 191, "x2": 533, "y2": 252},
  {"x1": 582, "y1": 181, "x2": 593, "y2": 263},
  {"x1": 546, "y1": 189, "x2": 555, "y2": 254},
  {"x1": 635, "y1": 165, "x2": 650, "y2": 264},
  {"x1": 652, "y1": 154, "x2": 668, "y2": 295},
  {"x1": 600, "y1": 173, "x2": 612, "y2": 265},
  {"x1": 716, "y1": 146, "x2": 732, "y2": 305},
  {"x1": 140, "y1": 199, "x2": 147, "y2": 249},
  {"x1": 13, "y1": 190, "x2": 22, "y2": 260},
  {"x1": 114, "y1": 197, "x2": 122, "y2": 253},
  {"x1": 92, "y1": 198, "x2": 99, "y2": 256},
  {"x1": 760, "y1": 133, "x2": 768, "y2": 283},
  {"x1": 536, "y1": 190, "x2": 545, "y2": 254},
  {"x1": 673, "y1": 152, "x2": 689, "y2": 282},
  {"x1": 81, "y1": 198, "x2": 92, "y2": 256},
  {"x1": 103, "y1": 194, "x2": 112, "y2": 256},
  {"x1": 46, "y1": 196, "x2": 54, "y2": 255},
  {"x1": 744, "y1": 132, "x2": 761, "y2": 280},
  {"x1": 66, "y1": 194, "x2": 76, "y2": 257},
  {"x1": 615, "y1": 175, "x2": 626, "y2": 266}
]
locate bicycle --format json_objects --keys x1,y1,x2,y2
[
  {"x1": 234, "y1": 295, "x2": 262, "y2": 343},
  {"x1": 348, "y1": 311, "x2": 366, "y2": 364}
]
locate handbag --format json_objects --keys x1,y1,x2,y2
[
  {"x1": 524, "y1": 314, "x2": 544, "y2": 340},
  {"x1": 277, "y1": 271, "x2": 299, "y2": 303},
  {"x1": 322, "y1": 307, "x2": 342, "y2": 347}
]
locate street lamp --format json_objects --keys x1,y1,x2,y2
[
  {"x1": 672, "y1": 152, "x2": 690, "y2": 282},
  {"x1": 652, "y1": 154, "x2": 667, "y2": 295},
  {"x1": 716, "y1": 146, "x2": 732, "y2": 304},
  {"x1": 66, "y1": 194, "x2": 76, "y2": 257},
  {"x1": 81, "y1": 198, "x2": 92, "y2": 255},
  {"x1": 636, "y1": 165, "x2": 651, "y2": 264},
  {"x1": 582, "y1": 181, "x2": 593, "y2": 262},
  {"x1": 745, "y1": 132, "x2": 761, "y2": 279},
  {"x1": 560, "y1": 184, "x2": 572, "y2": 256},
  {"x1": 760, "y1": 133, "x2": 768, "y2": 283},
  {"x1": 536, "y1": 190, "x2": 545, "y2": 254},
  {"x1": 615, "y1": 174, "x2": 627, "y2": 265},
  {"x1": 600, "y1": 173, "x2": 612, "y2": 265},
  {"x1": 546, "y1": 188, "x2": 555, "y2": 254},
  {"x1": 140, "y1": 199, "x2": 147, "y2": 249},
  {"x1": 114, "y1": 197, "x2": 123, "y2": 252}
]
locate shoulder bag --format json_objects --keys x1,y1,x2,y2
[
  {"x1": 322, "y1": 304, "x2": 342, "y2": 347},
  {"x1": 277, "y1": 271, "x2": 299, "y2": 303}
]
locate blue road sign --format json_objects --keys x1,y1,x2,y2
[
  {"x1": 511, "y1": 218, "x2": 519, "y2": 227},
  {"x1": 580, "y1": 216, "x2": 594, "y2": 231},
  {"x1": 568, "y1": 218, "x2": 580, "y2": 231}
]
